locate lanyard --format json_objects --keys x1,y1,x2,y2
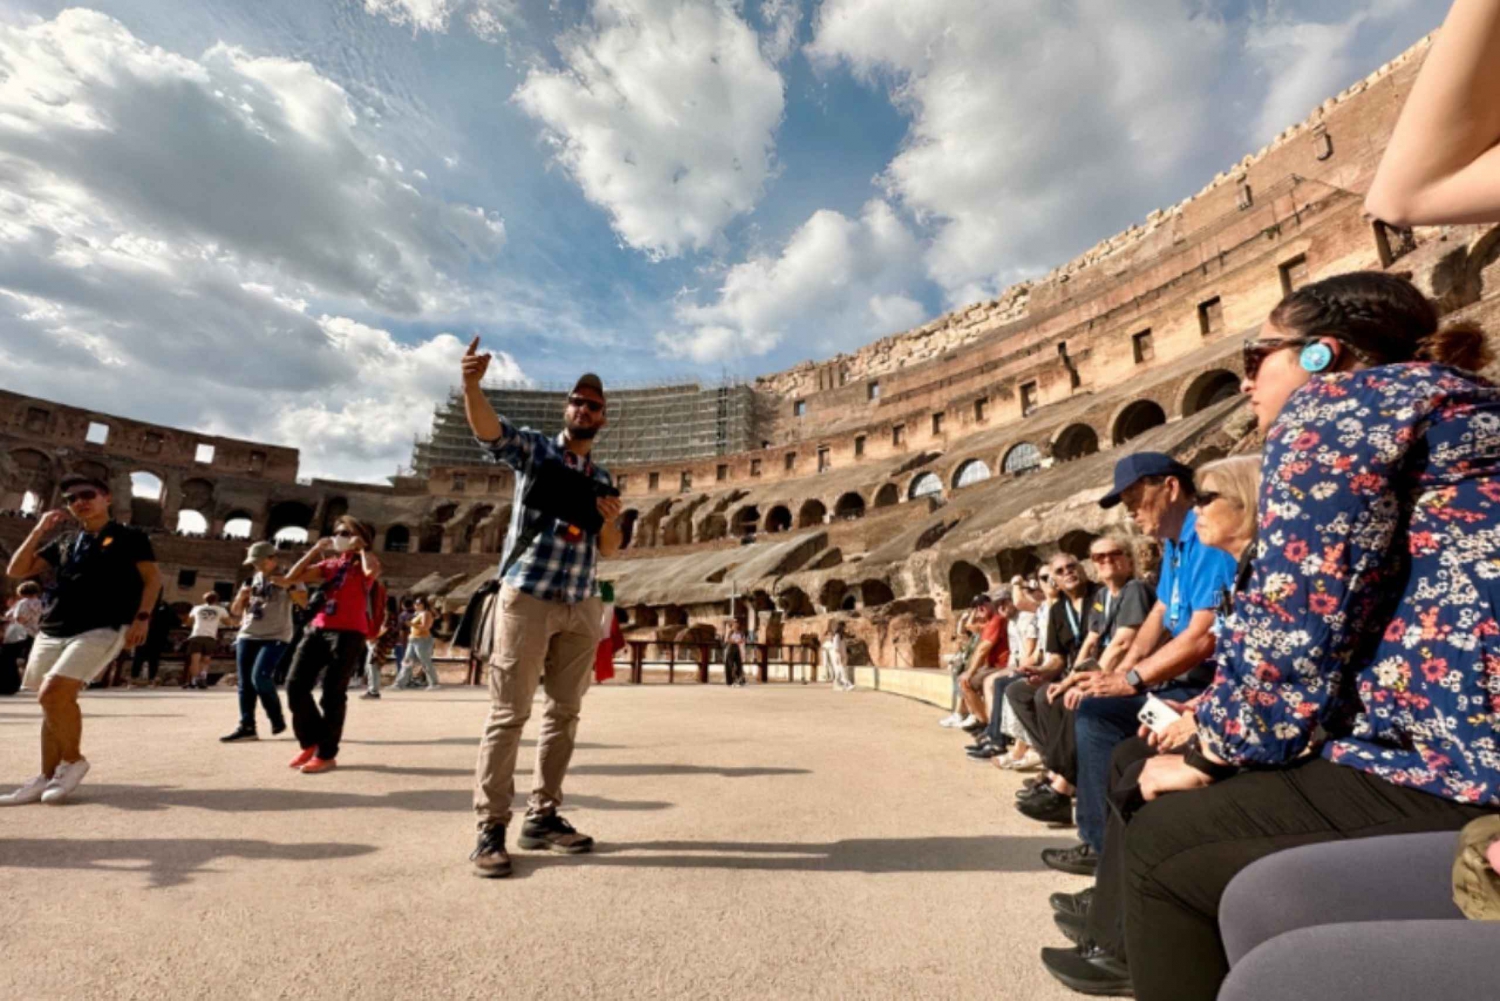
[{"x1": 1062, "y1": 596, "x2": 1084, "y2": 641}]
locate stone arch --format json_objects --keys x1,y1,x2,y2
[
  {"x1": 778, "y1": 586, "x2": 814, "y2": 618},
  {"x1": 176, "y1": 510, "x2": 209, "y2": 534},
  {"x1": 319, "y1": 497, "x2": 349, "y2": 536},
  {"x1": 459, "y1": 504, "x2": 496, "y2": 553},
  {"x1": 834, "y1": 492, "x2": 866, "y2": 520},
  {"x1": 419, "y1": 502, "x2": 457, "y2": 553},
  {"x1": 1058, "y1": 530, "x2": 1098, "y2": 562},
  {"x1": 748, "y1": 589, "x2": 775, "y2": 612},
  {"x1": 273, "y1": 525, "x2": 309, "y2": 545},
  {"x1": 630, "y1": 606, "x2": 658, "y2": 628},
  {"x1": 127, "y1": 469, "x2": 166, "y2": 528},
  {"x1": 661, "y1": 605, "x2": 688, "y2": 627},
  {"x1": 265, "y1": 500, "x2": 314, "y2": 539},
  {"x1": 222, "y1": 510, "x2": 254, "y2": 539},
  {"x1": 952, "y1": 458, "x2": 993, "y2": 490},
  {"x1": 765, "y1": 505, "x2": 792, "y2": 533},
  {"x1": 873, "y1": 483, "x2": 899, "y2": 508},
  {"x1": 384, "y1": 524, "x2": 412, "y2": 552},
  {"x1": 948, "y1": 560, "x2": 991, "y2": 610},
  {"x1": 818, "y1": 579, "x2": 848, "y2": 612},
  {"x1": 908, "y1": 472, "x2": 943, "y2": 501},
  {"x1": 698, "y1": 513, "x2": 727, "y2": 542},
  {"x1": 995, "y1": 547, "x2": 1043, "y2": 581},
  {"x1": 1179, "y1": 369, "x2": 1242, "y2": 417},
  {"x1": 1001, "y1": 442, "x2": 1042, "y2": 475},
  {"x1": 860, "y1": 579, "x2": 895, "y2": 607},
  {"x1": 797, "y1": 498, "x2": 827, "y2": 528},
  {"x1": 179, "y1": 477, "x2": 215, "y2": 517},
  {"x1": 1113, "y1": 400, "x2": 1167, "y2": 446},
  {"x1": 1052, "y1": 424, "x2": 1100, "y2": 463},
  {"x1": 19, "y1": 489, "x2": 41, "y2": 515},
  {"x1": 731, "y1": 505, "x2": 760, "y2": 536},
  {"x1": 620, "y1": 509, "x2": 639, "y2": 549}
]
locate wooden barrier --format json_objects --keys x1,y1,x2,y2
[{"x1": 624, "y1": 641, "x2": 820, "y2": 684}]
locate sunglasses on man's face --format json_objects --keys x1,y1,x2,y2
[
  {"x1": 568, "y1": 396, "x2": 604, "y2": 414},
  {"x1": 64, "y1": 490, "x2": 99, "y2": 504},
  {"x1": 1090, "y1": 551, "x2": 1127, "y2": 563},
  {"x1": 1053, "y1": 564, "x2": 1081, "y2": 576},
  {"x1": 1242, "y1": 337, "x2": 1308, "y2": 381}
]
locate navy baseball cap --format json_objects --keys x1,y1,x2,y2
[{"x1": 1099, "y1": 452, "x2": 1195, "y2": 509}]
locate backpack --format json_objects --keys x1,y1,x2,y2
[{"x1": 364, "y1": 578, "x2": 389, "y2": 641}]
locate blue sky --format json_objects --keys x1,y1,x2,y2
[{"x1": 0, "y1": 1, "x2": 1446, "y2": 480}]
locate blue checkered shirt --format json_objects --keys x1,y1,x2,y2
[{"x1": 478, "y1": 421, "x2": 612, "y2": 604}]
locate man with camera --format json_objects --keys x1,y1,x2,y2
[{"x1": 462, "y1": 337, "x2": 623, "y2": 878}]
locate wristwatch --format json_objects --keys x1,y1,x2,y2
[{"x1": 1124, "y1": 668, "x2": 1145, "y2": 693}]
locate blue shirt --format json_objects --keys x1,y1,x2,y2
[
  {"x1": 1197, "y1": 364, "x2": 1500, "y2": 806},
  {"x1": 1157, "y1": 508, "x2": 1237, "y2": 638},
  {"x1": 478, "y1": 420, "x2": 612, "y2": 604}
]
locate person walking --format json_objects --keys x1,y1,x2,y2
[
  {"x1": 822, "y1": 621, "x2": 854, "y2": 691},
  {"x1": 462, "y1": 337, "x2": 623, "y2": 878},
  {"x1": 220, "y1": 542, "x2": 291, "y2": 742},
  {"x1": 724, "y1": 622, "x2": 747, "y2": 687},
  {"x1": 360, "y1": 595, "x2": 401, "y2": 699},
  {"x1": 1, "y1": 474, "x2": 160, "y2": 806},
  {"x1": 392, "y1": 596, "x2": 438, "y2": 689},
  {"x1": 1, "y1": 581, "x2": 42, "y2": 696},
  {"x1": 183, "y1": 592, "x2": 232, "y2": 689},
  {"x1": 280, "y1": 516, "x2": 381, "y2": 775}
]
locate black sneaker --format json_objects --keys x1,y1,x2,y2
[
  {"x1": 961, "y1": 720, "x2": 986, "y2": 734},
  {"x1": 219, "y1": 726, "x2": 258, "y2": 743},
  {"x1": 1017, "y1": 786, "x2": 1074, "y2": 826},
  {"x1": 1049, "y1": 887, "x2": 1094, "y2": 919},
  {"x1": 1054, "y1": 908, "x2": 1088, "y2": 945},
  {"x1": 966, "y1": 743, "x2": 1005, "y2": 760},
  {"x1": 470, "y1": 824, "x2": 512, "y2": 878},
  {"x1": 270, "y1": 719, "x2": 287, "y2": 736},
  {"x1": 1043, "y1": 841, "x2": 1099, "y2": 876},
  {"x1": 518, "y1": 812, "x2": 594, "y2": 854},
  {"x1": 1040, "y1": 943, "x2": 1133, "y2": 997},
  {"x1": 360, "y1": 691, "x2": 381, "y2": 700}
]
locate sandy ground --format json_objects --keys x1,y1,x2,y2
[{"x1": 0, "y1": 681, "x2": 1087, "y2": 1001}]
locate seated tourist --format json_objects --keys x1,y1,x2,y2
[
  {"x1": 966, "y1": 594, "x2": 1029, "y2": 759},
  {"x1": 995, "y1": 577, "x2": 1052, "y2": 770},
  {"x1": 1112, "y1": 271, "x2": 1498, "y2": 1001},
  {"x1": 955, "y1": 594, "x2": 1009, "y2": 734}
]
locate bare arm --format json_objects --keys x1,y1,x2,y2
[
  {"x1": 1134, "y1": 609, "x2": 1219, "y2": 687},
  {"x1": 1097, "y1": 625, "x2": 1141, "y2": 673},
  {"x1": 597, "y1": 495, "x2": 623, "y2": 559},
  {"x1": 1116, "y1": 602, "x2": 1167, "y2": 673},
  {"x1": 1075, "y1": 629, "x2": 1103, "y2": 665},
  {"x1": 1365, "y1": 0, "x2": 1500, "y2": 225},
  {"x1": 283, "y1": 540, "x2": 330, "y2": 586},
  {"x1": 6, "y1": 510, "x2": 69, "y2": 579},
  {"x1": 360, "y1": 547, "x2": 381, "y2": 580},
  {"x1": 231, "y1": 584, "x2": 251, "y2": 618},
  {"x1": 462, "y1": 336, "x2": 503, "y2": 442}
]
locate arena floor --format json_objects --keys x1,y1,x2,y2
[{"x1": 1, "y1": 681, "x2": 1083, "y2": 1000}]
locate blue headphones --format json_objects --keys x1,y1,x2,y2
[{"x1": 1300, "y1": 341, "x2": 1334, "y2": 373}]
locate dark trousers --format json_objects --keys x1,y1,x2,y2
[
  {"x1": 286, "y1": 629, "x2": 365, "y2": 759},
  {"x1": 1074, "y1": 684, "x2": 1198, "y2": 852},
  {"x1": 1036, "y1": 688, "x2": 1076, "y2": 784},
  {"x1": 1004, "y1": 678, "x2": 1044, "y2": 745},
  {"x1": 130, "y1": 641, "x2": 161, "y2": 681},
  {"x1": 984, "y1": 673, "x2": 1021, "y2": 746},
  {"x1": 236, "y1": 638, "x2": 287, "y2": 731},
  {"x1": 1085, "y1": 737, "x2": 1157, "y2": 961},
  {"x1": 1123, "y1": 756, "x2": 1494, "y2": 1001},
  {"x1": 0, "y1": 639, "x2": 27, "y2": 695},
  {"x1": 724, "y1": 645, "x2": 744, "y2": 686}
]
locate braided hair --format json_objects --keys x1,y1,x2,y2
[{"x1": 1269, "y1": 271, "x2": 1490, "y2": 372}]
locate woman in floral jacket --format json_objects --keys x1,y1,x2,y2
[{"x1": 1122, "y1": 271, "x2": 1500, "y2": 1000}]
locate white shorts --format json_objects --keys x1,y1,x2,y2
[{"x1": 22, "y1": 627, "x2": 126, "y2": 689}]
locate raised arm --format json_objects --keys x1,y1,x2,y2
[
  {"x1": 1365, "y1": 0, "x2": 1500, "y2": 225},
  {"x1": 6, "y1": 510, "x2": 69, "y2": 579}
]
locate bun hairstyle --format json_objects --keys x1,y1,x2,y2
[{"x1": 1269, "y1": 271, "x2": 1491, "y2": 373}]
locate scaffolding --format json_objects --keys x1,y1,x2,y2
[{"x1": 410, "y1": 379, "x2": 762, "y2": 475}]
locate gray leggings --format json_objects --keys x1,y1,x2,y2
[{"x1": 1218, "y1": 832, "x2": 1500, "y2": 1001}]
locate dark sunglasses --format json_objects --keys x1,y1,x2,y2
[
  {"x1": 63, "y1": 490, "x2": 99, "y2": 504},
  {"x1": 1053, "y1": 563, "x2": 1081, "y2": 575},
  {"x1": 1193, "y1": 490, "x2": 1228, "y2": 508},
  {"x1": 333, "y1": 530, "x2": 356, "y2": 539},
  {"x1": 568, "y1": 396, "x2": 604, "y2": 414},
  {"x1": 1242, "y1": 336, "x2": 1308, "y2": 381},
  {"x1": 1090, "y1": 551, "x2": 1127, "y2": 563}
]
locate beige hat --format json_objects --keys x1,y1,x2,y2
[{"x1": 244, "y1": 541, "x2": 277, "y2": 564}]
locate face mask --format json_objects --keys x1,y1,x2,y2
[{"x1": 332, "y1": 535, "x2": 357, "y2": 553}]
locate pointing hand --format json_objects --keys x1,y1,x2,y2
[{"x1": 461, "y1": 335, "x2": 492, "y2": 386}]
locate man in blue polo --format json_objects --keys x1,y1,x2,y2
[{"x1": 1045, "y1": 452, "x2": 1236, "y2": 876}]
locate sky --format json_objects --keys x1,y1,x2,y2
[{"x1": 0, "y1": 1, "x2": 1446, "y2": 482}]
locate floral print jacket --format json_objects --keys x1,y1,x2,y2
[{"x1": 1197, "y1": 363, "x2": 1500, "y2": 806}]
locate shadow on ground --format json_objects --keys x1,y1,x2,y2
[
  {"x1": 512, "y1": 836, "x2": 1075, "y2": 875},
  {"x1": 0, "y1": 837, "x2": 376, "y2": 889},
  {"x1": 56, "y1": 784, "x2": 672, "y2": 814}
]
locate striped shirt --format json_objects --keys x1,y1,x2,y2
[{"x1": 478, "y1": 420, "x2": 612, "y2": 604}]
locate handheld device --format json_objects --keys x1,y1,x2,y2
[{"x1": 1137, "y1": 694, "x2": 1183, "y2": 736}]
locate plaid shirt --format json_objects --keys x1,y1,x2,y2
[{"x1": 478, "y1": 420, "x2": 612, "y2": 604}]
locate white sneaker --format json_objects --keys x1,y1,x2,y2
[
  {"x1": 40, "y1": 759, "x2": 90, "y2": 804},
  {"x1": 0, "y1": 774, "x2": 49, "y2": 806},
  {"x1": 959, "y1": 714, "x2": 979, "y2": 728},
  {"x1": 938, "y1": 713, "x2": 964, "y2": 728},
  {"x1": 1011, "y1": 750, "x2": 1043, "y2": 772}
]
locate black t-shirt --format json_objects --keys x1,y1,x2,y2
[
  {"x1": 37, "y1": 521, "x2": 155, "y2": 638},
  {"x1": 1046, "y1": 583, "x2": 1099, "y2": 670},
  {"x1": 1085, "y1": 579, "x2": 1156, "y2": 649}
]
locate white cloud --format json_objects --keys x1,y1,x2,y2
[
  {"x1": 809, "y1": 0, "x2": 1230, "y2": 302},
  {"x1": 515, "y1": 0, "x2": 786, "y2": 259},
  {"x1": 659, "y1": 199, "x2": 923, "y2": 362},
  {"x1": 363, "y1": 0, "x2": 518, "y2": 38},
  {"x1": 758, "y1": 0, "x2": 802, "y2": 64}
]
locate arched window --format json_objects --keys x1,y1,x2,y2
[
  {"x1": 834, "y1": 492, "x2": 866, "y2": 519},
  {"x1": 797, "y1": 499, "x2": 827, "y2": 528},
  {"x1": 765, "y1": 506, "x2": 792, "y2": 533},
  {"x1": 778, "y1": 587, "x2": 815, "y2": 618},
  {"x1": 948, "y1": 560, "x2": 990, "y2": 610},
  {"x1": 1053, "y1": 425, "x2": 1099, "y2": 463},
  {"x1": 1113, "y1": 401, "x2": 1167, "y2": 446},
  {"x1": 384, "y1": 525, "x2": 411, "y2": 553},
  {"x1": 274, "y1": 525, "x2": 309, "y2": 545},
  {"x1": 620, "y1": 510, "x2": 639, "y2": 549},
  {"x1": 860, "y1": 579, "x2": 895, "y2": 607},
  {"x1": 953, "y1": 459, "x2": 992, "y2": 489},
  {"x1": 1002, "y1": 443, "x2": 1041, "y2": 475},
  {"x1": 130, "y1": 471, "x2": 165, "y2": 528},
  {"x1": 731, "y1": 505, "x2": 760, "y2": 536},
  {"x1": 1181, "y1": 370, "x2": 1241, "y2": 416},
  {"x1": 19, "y1": 490, "x2": 40, "y2": 516},
  {"x1": 265, "y1": 500, "x2": 314, "y2": 539},
  {"x1": 176, "y1": 510, "x2": 208, "y2": 535},
  {"x1": 222, "y1": 513, "x2": 254, "y2": 539},
  {"x1": 873, "y1": 483, "x2": 899, "y2": 508},
  {"x1": 908, "y1": 472, "x2": 943, "y2": 500}
]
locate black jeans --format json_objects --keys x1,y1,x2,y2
[
  {"x1": 129, "y1": 642, "x2": 161, "y2": 682},
  {"x1": 1122, "y1": 756, "x2": 1494, "y2": 1001},
  {"x1": 1004, "y1": 677, "x2": 1044, "y2": 745},
  {"x1": 724, "y1": 645, "x2": 744, "y2": 686},
  {"x1": 1035, "y1": 687, "x2": 1076, "y2": 784},
  {"x1": 1085, "y1": 737, "x2": 1157, "y2": 961},
  {"x1": 286, "y1": 629, "x2": 365, "y2": 760}
]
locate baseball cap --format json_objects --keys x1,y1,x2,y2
[
  {"x1": 969, "y1": 593, "x2": 995, "y2": 608},
  {"x1": 244, "y1": 541, "x2": 277, "y2": 564},
  {"x1": 1099, "y1": 452, "x2": 1195, "y2": 509},
  {"x1": 572, "y1": 373, "x2": 606, "y2": 402}
]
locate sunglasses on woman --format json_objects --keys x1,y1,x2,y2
[
  {"x1": 333, "y1": 530, "x2": 356, "y2": 539},
  {"x1": 1242, "y1": 336, "x2": 1309, "y2": 381},
  {"x1": 1193, "y1": 490, "x2": 1235, "y2": 508}
]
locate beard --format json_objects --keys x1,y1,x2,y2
[{"x1": 567, "y1": 423, "x2": 600, "y2": 440}]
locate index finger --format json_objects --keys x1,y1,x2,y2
[{"x1": 465, "y1": 335, "x2": 481, "y2": 356}]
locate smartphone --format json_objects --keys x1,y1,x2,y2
[{"x1": 1137, "y1": 694, "x2": 1182, "y2": 736}]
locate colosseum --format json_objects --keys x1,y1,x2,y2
[{"x1": 6, "y1": 33, "x2": 1500, "y2": 699}]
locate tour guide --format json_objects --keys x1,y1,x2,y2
[{"x1": 462, "y1": 336, "x2": 623, "y2": 878}]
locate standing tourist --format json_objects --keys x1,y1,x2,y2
[
  {"x1": 822, "y1": 620, "x2": 853, "y2": 691},
  {"x1": 183, "y1": 592, "x2": 232, "y2": 689},
  {"x1": 280, "y1": 517, "x2": 381, "y2": 774},
  {"x1": 220, "y1": 542, "x2": 290, "y2": 742},
  {"x1": 1, "y1": 581, "x2": 42, "y2": 696},
  {"x1": 1, "y1": 475, "x2": 160, "y2": 805},
  {"x1": 392, "y1": 596, "x2": 438, "y2": 689},
  {"x1": 361, "y1": 595, "x2": 401, "y2": 699},
  {"x1": 129, "y1": 599, "x2": 177, "y2": 688},
  {"x1": 724, "y1": 621, "x2": 747, "y2": 687},
  {"x1": 462, "y1": 337, "x2": 622, "y2": 878}
]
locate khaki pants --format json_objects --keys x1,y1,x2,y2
[{"x1": 473, "y1": 584, "x2": 602, "y2": 831}]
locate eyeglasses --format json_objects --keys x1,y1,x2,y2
[
  {"x1": 1193, "y1": 490, "x2": 1230, "y2": 509},
  {"x1": 333, "y1": 530, "x2": 356, "y2": 539},
  {"x1": 1090, "y1": 551, "x2": 1127, "y2": 563},
  {"x1": 63, "y1": 490, "x2": 98, "y2": 504},
  {"x1": 1053, "y1": 564, "x2": 1081, "y2": 576},
  {"x1": 568, "y1": 396, "x2": 604, "y2": 414},
  {"x1": 1242, "y1": 336, "x2": 1308, "y2": 381}
]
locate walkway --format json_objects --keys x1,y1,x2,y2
[{"x1": 0, "y1": 683, "x2": 1083, "y2": 1000}]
